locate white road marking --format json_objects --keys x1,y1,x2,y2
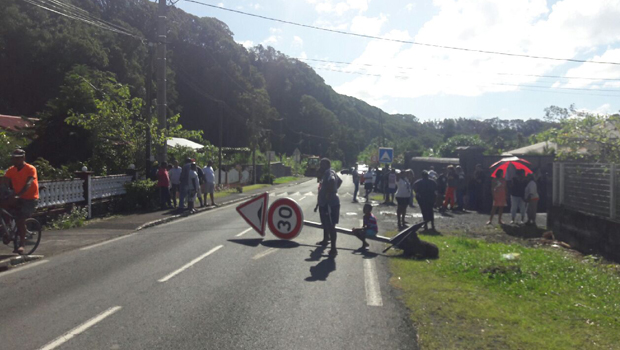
[
  {"x1": 0, "y1": 259, "x2": 49, "y2": 279},
  {"x1": 235, "y1": 228, "x2": 253, "y2": 237},
  {"x1": 290, "y1": 192, "x2": 300, "y2": 196},
  {"x1": 276, "y1": 192, "x2": 288, "y2": 197},
  {"x1": 40, "y1": 306, "x2": 122, "y2": 350},
  {"x1": 80, "y1": 235, "x2": 131, "y2": 251},
  {"x1": 158, "y1": 245, "x2": 224, "y2": 282},
  {"x1": 298, "y1": 196, "x2": 307, "y2": 202},
  {"x1": 252, "y1": 248, "x2": 278, "y2": 260},
  {"x1": 363, "y1": 259, "x2": 383, "y2": 307},
  {"x1": 304, "y1": 192, "x2": 315, "y2": 196}
]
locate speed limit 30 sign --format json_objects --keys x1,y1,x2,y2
[{"x1": 267, "y1": 198, "x2": 304, "y2": 240}]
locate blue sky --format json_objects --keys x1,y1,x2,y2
[{"x1": 174, "y1": 0, "x2": 620, "y2": 121}]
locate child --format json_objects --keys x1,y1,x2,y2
[
  {"x1": 487, "y1": 169, "x2": 507, "y2": 225},
  {"x1": 352, "y1": 204, "x2": 378, "y2": 250}
]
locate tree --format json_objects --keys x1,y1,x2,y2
[{"x1": 436, "y1": 135, "x2": 489, "y2": 158}]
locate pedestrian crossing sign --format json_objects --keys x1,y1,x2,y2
[{"x1": 378, "y1": 147, "x2": 394, "y2": 163}]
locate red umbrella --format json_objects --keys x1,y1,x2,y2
[{"x1": 490, "y1": 157, "x2": 532, "y2": 178}]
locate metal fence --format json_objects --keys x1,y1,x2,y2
[{"x1": 553, "y1": 163, "x2": 618, "y2": 220}]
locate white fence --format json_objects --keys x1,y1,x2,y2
[
  {"x1": 91, "y1": 175, "x2": 132, "y2": 199},
  {"x1": 214, "y1": 168, "x2": 252, "y2": 185},
  {"x1": 553, "y1": 163, "x2": 619, "y2": 220},
  {"x1": 37, "y1": 179, "x2": 85, "y2": 208}
]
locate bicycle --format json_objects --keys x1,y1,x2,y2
[{"x1": 1, "y1": 206, "x2": 42, "y2": 256}]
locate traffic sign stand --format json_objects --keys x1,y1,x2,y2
[
  {"x1": 236, "y1": 193, "x2": 269, "y2": 237},
  {"x1": 267, "y1": 198, "x2": 304, "y2": 240}
]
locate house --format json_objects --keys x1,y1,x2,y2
[
  {"x1": 166, "y1": 137, "x2": 204, "y2": 150},
  {"x1": 502, "y1": 141, "x2": 557, "y2": 156},
  {"x1": 0, "y1": 114, "x2": 38, "y2": 131}
]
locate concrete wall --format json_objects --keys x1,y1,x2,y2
[{"x1": 548, "y1": 205, "x2": 620, "y2": 262}]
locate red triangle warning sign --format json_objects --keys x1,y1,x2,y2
[{"x1": 236, "y1": 192, "x2": 269, "y2": 236}]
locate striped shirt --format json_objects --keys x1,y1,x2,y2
[{"x1": 364, "y1": 213, "x2": 378, "y2": 232}]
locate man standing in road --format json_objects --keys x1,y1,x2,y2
[
  {"x1": 203, "y1": 161, "x2": 216, "y2": 207},
  {"x1": 414, "y1": 170, "x2": 437, "y2": 231},
  {"x1": 169, "y1": 160, "x2": 182, "y2": 208},
  {"x1": 176, "y1": 158, "x2": 192, "y2": 213},
  {"x1": 317, "y1": 158, "x2": 341, "y2": 257},
  {"x1": 351, "y1": 163, "x2": 359, "y2": 203},
  {"x1": 3, "y1": 149, "x2": 39, "y2": 254}
]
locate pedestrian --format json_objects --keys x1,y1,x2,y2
[
  {"x1": 374, "y1": 167, "x2": 382, "y2": 193},
  {"x1": 196, "y1": 163, "x2": 205, "y2": 207},
  {"x1": 455, "y1": 165, "x2": 466, "y2": 211},
  {"x1": 487, "y1": 169, "x2": 507, "y2": 225},
  {"x1": 395, "y1": 172, "x2": 411, "y2": 229},
  {"x1": 188, "y1": 162, "x2": 200, "y2": 213},
  {"x1": 524, "y1": 173, "x2": 539, "y2": 226},
  {"x1": 405, "y1": 170, "x2": 416, "y2": 208},
  {"x1": 157, "y1": 162, "x2": 172, "y2": 209},
  {"x1": 176, "y1": 158, "x2": 192, "y2": 212},
  {"x1": 363, "y1": 168, "x2": 374, "y2": 201},
  {"x1": 169, "y1": 160, "x2": 182, "y2": 208},
  {"x1": 509, "y1": 169, "x2": 527, "y2": 224},
  {"x1": 316, "y1": 158, "x2": 341, "y2": 257},
  {"x1": 382, "y1": 165, "x2": 391, "y2": 203},
  {"x1": 414, "y1": 170, "x2": 437, "y2": 231},
  {"x1": 428, "y1": 166, "x2": 438, "y2": 181},
  {"x1": 352, "y1": 204, "x2": 378, "y2": 251},
  {"x1": 203, "y1": 161, "x2": 216, "y2": 206},
  {"x1": 435, "y1": 167, "x2": 447, "y2": 209},
  {"x1": 387, "y1": 168, "x2": 397, "y2": 204},
  {"x1": 352, "y1": 163, "x2": 360, "y2": 203},
  {"x1": 472, "y1": 164, "x2": 485, "y2": 211},
  {"x1": 149, "y1": 161, "x2": 159, "y2": 181},
  {"x1": 442, "y1": 165, "x2": 457, "y2": 211}
]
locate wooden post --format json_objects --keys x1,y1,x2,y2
[
  {"x1": 559, "y1": 163, "x2": 565, "y2": 205},
  {"x1": 552, "y1": 163, "x2": 558, "y2": 205},
  {"x1": 610, "y1": 164, "x2": 616, "y2": 219}
]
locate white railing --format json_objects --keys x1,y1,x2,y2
[
  {"x1": 37, "y1": 179, "x2": 85, "y2": 208},
  {"x1": 91, "y1": 175, "x2": 133, "y2": 199}
]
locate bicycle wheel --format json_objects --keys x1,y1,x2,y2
[{"x1": 14, "y1": 218, "x2": 42, "y2": 255}]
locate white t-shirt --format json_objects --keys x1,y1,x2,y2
[
  {"x1": 395, "y1": 178, "x2": 411, "y2": 198},
  {"x1": 203, "y1": 166, "x2": 215, "y2": 184},
  {"x1": 524, "y1": 180, "x2": 539, "y2": 200},
  {"x1": 188, "y1": 170, "x2": 199, "y2": 190},
  {"x1": 169, "y1": 167, "x2": 182, "y2": 185}
]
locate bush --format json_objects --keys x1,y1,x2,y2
[
  {"x1": 260, "y1": 173, "x2": 275, "y2": 184},
  {"x1": 45, "y1": 205, "x2": 88, "y2": 230},
  {"x1": 123, "y1": 179, "x2": 158, "y2": 211}
]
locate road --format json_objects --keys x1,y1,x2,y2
[{"x1": 0, "y1": 175, "x2": 418, "y2": 350}]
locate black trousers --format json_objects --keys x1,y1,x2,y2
[
  {"x1": 417, "y1": 197, "x2": 434, "y2": 223},
  {"x1": 319, "y1": 204, "x2": 340, "y2": 246}
]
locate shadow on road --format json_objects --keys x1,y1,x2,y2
[
  {"x1": 305, "y1": 257, "x2": 336, "y2": 281},
  {"x1": 305, "y1": 245, "x2": 326, "y2": 262},
  {"x1": 501, "y1": 224, "x2": 546, "y2": 239},
  {"x1": 227, "y1": 238, "x2": 263, "y2": 247},
  {"x1": 261, "y1": 240, "x2": 300, "y2": 249}
]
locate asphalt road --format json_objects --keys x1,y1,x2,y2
[{"x1": 0, "y1": 175, "x2": 418, "y2": 350}]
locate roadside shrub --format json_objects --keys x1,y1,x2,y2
[
  {"x1": 260, "y1": 173, "x2": 275, "y2": 184},
  {"x1": 45, "y1": 205, "x2": 88, "y2": 230},
  {"x1": 123, "y1": 179, "x2": 158, "y2": 211}
]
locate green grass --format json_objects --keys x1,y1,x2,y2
[
  {"x1": 206, "y1": 184, "x2": 270, "y2": 200},
  {"x1": 370, "y1": 194, "x2": 384, "y2": 202},
  {"x1": 390, "y1": 235, "x2": 620, "y2": 350},
  {"x1": 273, "y1": 176, "x2": 299, "y2": 184}
]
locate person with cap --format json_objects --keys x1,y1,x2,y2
[
  {"x1": 202, "y1": 161, "x2": 216, "y2": 206},
  {"x1": 188, "y1": 162, "x2": 200, "y2": 213},
  {"x1": 317, "y1": 158, "x2": 341, "y2": 257},
  {"x1": 176, "y1": 158, "x2": 192, "y2": 213},
  {"x1": 3, "y1": 149, "x2": 39, "y2": 254}
]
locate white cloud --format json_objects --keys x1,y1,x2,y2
[
  {"x1": 556, "y1": 48, "x2": 620, "y2": 89},
  {"x1": 335, "y1": 0, "x2": 620, "y2": 102},
  {"x1": 262, "y1": 27, "x2": 283, "y2": 47},
  {"x1": 405, "y1": 3, "x2": 415, "y2": 11},
  {"x1": 307, "y1": 0, "x2": 370, "y2": 15},
  {"x1": 291, "y1": 36, "x2": 304, "y2": 50},
  {"x1": 299, "y1": 51, "x2": 308, "y2": 59},
  {"x1": 237, "y1": 40, "x2": 254, "y2": 49},
  {"x1": 217, "y1": 2, "x2": 224, "y2": 7},
  {"x1": 578, "y1": 103, "x2": 616, "y2": 115},
  {"x1": 350, "y1": 14, "x2": 388, "y2": 36}
]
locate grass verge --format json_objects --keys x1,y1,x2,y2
[
  {"x1": 390, "y1": 235, "x2": 620, "y2": 350},
  {"x1": 273, "y1": 176, "x2": 299, "y2": 184},
  {"x1": 212, "y1": 184, "x2": 270, "y2": 200}
]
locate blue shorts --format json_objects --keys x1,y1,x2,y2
[
  {"x1": 364, "y1": 229, "x2": 378, "y2": 237},
  {"x1": 389, "y1": 187, "x2": 397, "y2": 194}
]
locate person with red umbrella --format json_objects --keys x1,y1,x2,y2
[{"x1": 487, "y1": 169, "x2": 507, "y2": 225}]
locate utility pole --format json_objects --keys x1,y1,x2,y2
[
  {"x1": 379, "y1": 111, "x2": 385, "y2": 147},
  {"x1": 145, "y1": 43, "x2": 154, "y2": 174},
  {"x1": 156, "y1": 0, "x2": 168, "y2": 162},
  {"x1": 218, "y1": 102, "x2": 223, "y2": 185}
]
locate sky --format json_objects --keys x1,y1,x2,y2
[{"x1": 174, "y1": 0, "x2": 620, "y2": 121}]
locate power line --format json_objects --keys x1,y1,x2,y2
[
  {"x1": 181, "y1": 0, "x2": 620, "y2": 66},
  {"x1": 296, "y1": 57, "x2": 620, "y2": 82}
]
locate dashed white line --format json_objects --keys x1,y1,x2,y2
[
  {"x1": 298, "y1": 196, "x2": 307, "y2": 201},
  {"x1": 363, "y1": 259, "x2": 383, "y2": 307},
  {"x1": 80, "y1": 235, "x2": 131, "y2": 251},
  {"x1": 40, "y1": 306, "x2": 122, "y2": 350},
  {"x1": 252, "y1": 248, "x2": 278, "y2": 260},
  {"x1": 235, "y1": 228, "x2": 253, "y2": 237},
  {"x1": 158, "y1": 245, "x2": 224, "y2": 282}
]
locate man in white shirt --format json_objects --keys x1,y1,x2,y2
[
  {"x1": 168, "y1": 160, "x2": 182, "y2": 208},
  {"x1": 188, "y1": 162, "x2": 199, "y2": 213},
  {"x1": 203, "y1": 161, "x2": 216, "y2": 206},
  {"x1": 524, "y1": 174, "x2": 539, "y2": 226}
]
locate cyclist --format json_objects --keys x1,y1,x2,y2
[{"x1": 4, "y1": 149, "x2": 39, "y2": 254}]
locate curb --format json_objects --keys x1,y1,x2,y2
[
  {"x1": 0, "y1": 254, "x2": 44, "y2": 272},
  {"x1": 135, "y1": 178, "x2": 314, "y2": 231}
]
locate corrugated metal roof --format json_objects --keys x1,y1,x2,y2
[{"x1": 166, "y1": 137, "x2": 204, "y2": 150}]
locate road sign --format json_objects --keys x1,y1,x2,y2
[
  {"x1": 379, "y1": 147, "x2": 394, "y2": 163},
  {"x1": 268, "y1": 198, "x2": 304, "y2": 240},
  {"x1": 370, "y1": 154, "x2": 378, "y2": 164},
  {"x1": 236, "y1": 193, "x2": 269, "y2": 236}
]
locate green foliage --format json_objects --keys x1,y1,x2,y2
[
  {"x1": 46, "y1": 206, "x2": 88, "y2": 230},
  {"x1": 260, "y1": 173, "x2": 275, "y2": 184},
  {"x1": 391, "y1": 235, "x2": 620, "y2": 349},
  {"x1": 0, "y1": 130, "x2": 30, "y2": 170},
  {"x1": 534, "y1": 105, "x2": 620, "y2": 163},
  {"x1": 435, "y1": 135, "x2": 489, "y2": 157},
  {"x1": 123, "y1": 179, "x2": 158, "y2": 211},
  {"x1": 32, "y1": 158, "x2": 75, "y2": 180},
  {"x1": 273, "y1": 176, "x2": 298, "y2": 184}
]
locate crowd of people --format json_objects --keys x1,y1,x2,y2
[
  {"x1": 351, "y1": 162, "x2": 543, "y2": 231},
  {"x1": 151, "y1": 158, "x2": 217, "y2": 213}
]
